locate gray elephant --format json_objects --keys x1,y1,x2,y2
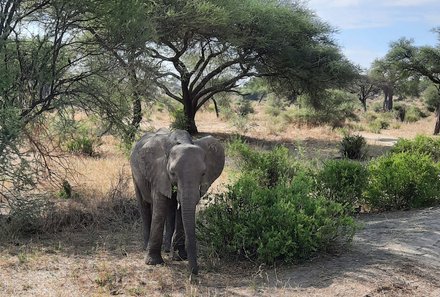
[{"x1": 130, "y1": 129, "x2": 225, "y2": 274}]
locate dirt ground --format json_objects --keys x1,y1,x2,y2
[
  {"x1": 1, "y1": 207, "x2": 439, "y2": 296},
  {"x1": 1, "y1": 104, "x2": 440, "y2": 296}
]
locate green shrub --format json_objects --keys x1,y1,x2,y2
[
  {"x1": 365, "y1": 152, "x2": 440, "y2": 211},
  {"x1": 265, "y1": 96, "x2": 288, "y2": 117},
  {"x1": 424, "y1": 85, "x2": 440, "y2": 112},
  {"x1": 53, "y1": 116, "x2": 101, "y2": 156},
  {"x1": 404, "y1": 106, "x2": 423, "y2": 123},
  {"x1": 285, "y1": 90, "x2": 358, "y2": 128},
  {"x1": 236, "y1": 99, "x2": 254, "y2": 116},
  {"x1": 340, "y1": 134, "x2": 367, "y2": 160},
  {"x1": 66, "y1": 136, "x2": 95, "y2": 156},
  {"x1": 228, "y1": 139, "x2": 298, "y2": 187},
  {"x1": 391, "y1": 135, "x2": 440, "y2": 162},
  {"x1": 170, "y1": 108, "x2": 189, "y2": 131},
  {"x1": 198, "y1": 172, "x2": 356, "y2": 265},
  {"x1": 199, "y1": 141, "x2": 356, "y2": 264},
  {"x1": 364, "y1": 111, "x2": 378, "y2": 122},
  {"x1": 317, "y1": 160, "x2": 368, "y2": 210},
  {"x1": 368, "y1": 118, "x2": 390, "y2": 133},
  {"x1": 371, "y1": 101, "x2": 383, "y2": 112}
]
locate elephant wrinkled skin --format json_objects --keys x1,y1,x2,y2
[{"x1": 130, "y1": 129, "x2": 225, "y2": 274}]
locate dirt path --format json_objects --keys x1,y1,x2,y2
[
  {"x1": 253, "y1": 207, "x2": 440, "y2": 296},
  {"x1": 1, "y1": 207, "x2": 440, "y2": 296}
]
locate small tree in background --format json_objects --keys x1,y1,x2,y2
[
  {"x1": 387, "y1": 30, "x2": 440, "y2": 134},
  {"x1": 348, "y1": 73, "x2": 381, "y2": 112}
]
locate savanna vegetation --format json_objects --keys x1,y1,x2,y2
[{"x1": 1, "y1": 0, "x2": 440, "y2": 296}]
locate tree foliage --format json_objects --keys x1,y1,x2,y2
[
  {"x1": 139, "y1": 0, "x2": 357, "y2": 133},
  {"x1": 387, "y1": 31, "x2": 440, "y2": 134}
]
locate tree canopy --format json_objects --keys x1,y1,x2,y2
[
  {"x1": 387, "y1": 30, "x2": 440, "y2": 134},
  {"x1": 1, "y1": 0, "x2": 358, "y2": 196},
  {"x1": 129, "y1": 0, "x2": 358, "y2": 133}
]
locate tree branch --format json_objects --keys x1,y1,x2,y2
[{"x1": 155, "y1": 81, "x2": 182, "y2": 103}]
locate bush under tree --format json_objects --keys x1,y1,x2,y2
[{"x1": 198, "y1": 140, "x2": 356, "y2": 265}]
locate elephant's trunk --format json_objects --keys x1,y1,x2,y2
[{"x1": 179, "y1": 188, "x2": 199, "y2": 275}]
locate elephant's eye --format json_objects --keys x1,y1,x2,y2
[{"x1": 201, "y1": 172, "x2": 206, "y2": 177}]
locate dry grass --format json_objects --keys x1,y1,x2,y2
[{"x1": 1, "y1": 100, "x2": 440, "y2": 296}]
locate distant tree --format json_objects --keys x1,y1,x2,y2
[
  {"x1": 387, "y1": 32, "x2": 440, "y2": 134},
  {"x1": 370, "y1": 58, "x2": 400, "y2": 111},
  {"x1": 240, "y1": 78, "x2": 269, "y2": 102},
  {"x1": 348, "y1": 73, "x2": 380, "y2": 111}
]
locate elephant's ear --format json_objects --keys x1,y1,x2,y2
[
  {"x1": 135, "y1": 134, "x2": 172, "y2": 198},
  {"x1": 194, "y1": 136, "x2": 225, "y2": 196}
]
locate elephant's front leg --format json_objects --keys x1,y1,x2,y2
[
  {"x1": 163, "y1": 194, "x2": 177, "y2": 253},
  {"x1": 172, "y1": 207, "x2": 187, "y2": 261},
  {"x1": 146, "y1": 197, "x2": 171, "y2": 265}
]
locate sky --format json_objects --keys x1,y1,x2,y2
[{"x1": 305, "y1": 0, "x2": 440, "y2": 69}]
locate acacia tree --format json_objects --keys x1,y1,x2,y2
[
  {"x1": 0, "y1": 0, "x2": 109, "y2": 197},
  {"x1": 78, "y1": 0, "x2": 157, "y2": 141},
  {"x1": 388, "y1": 34, "x2": 440, "y2": 134},
  {"x1": 370, "y1": 58, "x2": 402, "y2": 111},
  {"x1": 142, "y1": 0, "x2": 357, "y2": 133},
  {"x1": 348, "y1": 73, "x2": 380, "y2": 111}
]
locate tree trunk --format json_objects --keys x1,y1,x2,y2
[
  {"x1": 183, "y1": 98, "x2": 198, "y2": 134},
  {"x1": 128, "y1": 52, "x2": 142, "y2": 141},
  {"x1": 382, "y1": 90, "x2": 388, "y2": 111},
  {"x1": 129, "y1": 93, "x2": 142, "y2": 140},
  {"x1": 388, "y1": 89, "x2": 394, "y2": 111},
  {"x1": 359, "y1": 95, "x2": 367, "y2": 112},
  {"x1": 434, "y1": 106, "x2": 440, "y2": 135},
  {"x1": 383, "y1": 86, "x2": 393, "y2": 112}
]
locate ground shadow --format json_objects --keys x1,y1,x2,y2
[{"x1": 1, "y1": 207, "x2": 439, "y2": 295}]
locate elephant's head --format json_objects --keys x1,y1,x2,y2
[{"x1": 142, "y1": 132, "x2": 224, "y2": 274}]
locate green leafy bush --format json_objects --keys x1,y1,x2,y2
[
  {"x1": 265, "y1": 96, "x2": 288, "y2": 117},
  {"x1": 170, "y1": 108, "x2": 189, "y2": 131},
  {"x1": 198, "y1": 172, "x2": 356, "y2": 265},
  {"x1": 368, "y1": 117, "x2": 390, "y2": 133},
  {"x1": 365, "y1": 152, "x2": 440, "y2": 211},
  {"x1": 52, "y1": 115, "x2": 101, "y2": 156},
  {"x1": 228, "y1": 139, "x2": 298, "y2": 187},
  {"x1": 236, "y1": 99, "x2": 254, "y2": 116},
  {"x1": 66, "y1": 136, "x2": 95, "y2": 156},
  {"x1": 317, "y1": 160, "x2": 368, "y2": 210},
  {"x1": 404, "y1": 106, "x2": 424, "y2": 123},
  {"x1": 199, "y1": 141, "x2": 356, "y2": 265},
  {"x1": 371, "y1": 101, "x2": 383, "y2": 113},
  {"x1": 391, "y1": 135, "x2": 440, "y2": 162},
  {"x1": 424, "y1": 85, "x2": 440, "y2": 112},
  {"x1": 340, "y1": 134, "x2": 367, "y2": 160},
  {"x1": 284, "y1": 90, "x2": 358, "y2": 128}
]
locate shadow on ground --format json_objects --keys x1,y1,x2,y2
[{"x1": 1, "y1": 207, "x2": 439, "y2": 296}]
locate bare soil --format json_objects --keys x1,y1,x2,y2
[{"x1": 1, "y1": 207, "x2": 439, "y2": 296}]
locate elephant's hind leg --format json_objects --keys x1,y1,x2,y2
[{"x1": 134, "y1": 182, "x2": 151, "y2": 250}]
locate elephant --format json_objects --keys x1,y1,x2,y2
[{"x1": 130, "y1": 129, "x2": 225, "y2": 274}]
